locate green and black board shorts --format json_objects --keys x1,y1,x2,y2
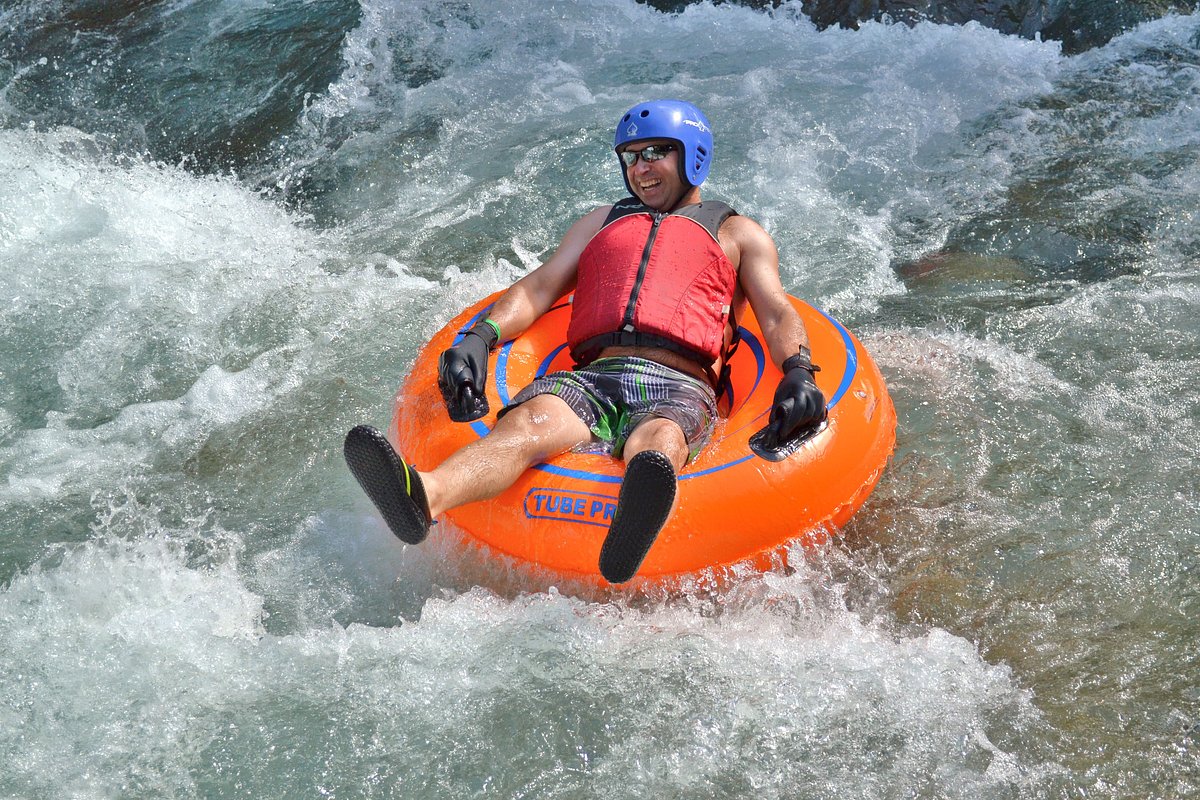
[{"x1": 502, "y1": 356, "x2": 717, "y2": 462}]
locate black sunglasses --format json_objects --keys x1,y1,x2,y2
[{"x1": 619, "y1": 144, "x2": 676, "y2": 167}]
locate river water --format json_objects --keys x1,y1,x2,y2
[{"x1": 1, "y1": 1, "x2": 1197, "y2": 797}]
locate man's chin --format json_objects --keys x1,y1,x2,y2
[{"x1": 636, "y1": 193, "x2": 670, "y2": 211}]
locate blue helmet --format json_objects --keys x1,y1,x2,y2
[{"x1": 613, "y1": 99, "x2": 713, "y2": 192}]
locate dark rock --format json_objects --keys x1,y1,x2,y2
[{"x1": 638, "y1": 0, "x2": 1200, "y2": 53}]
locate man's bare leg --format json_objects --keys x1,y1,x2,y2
[
  {"x1": 344, "y1": 393, "x2": 591, "y2": 546},
  {"x1": 598, "y1": 415, "x2": 689, "y2": 583},
  {"x1": 422, "y1": 393, "x2": 593, "y2": 518},
  {"x1": 620, "y1": 416, "x2": 688, "y2": 471}
]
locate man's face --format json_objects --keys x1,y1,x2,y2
[{"x1": 620, "y1": 139, "x2": 686, "y2": 210}]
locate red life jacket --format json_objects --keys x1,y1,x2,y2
[{"x1": 567, "y1": 199, "x2": 738, "y2": 373}]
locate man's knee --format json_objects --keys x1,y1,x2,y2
[
  {"x1": 497, "y1": 394, "x2": 590, "y2": 441},
  {"x1": 624, "y1": 416, "x2": 688, "y2": 467}
]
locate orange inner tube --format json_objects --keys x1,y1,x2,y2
[{"x1": 390, "y1": 291, "x2": 895, "y2": 581}]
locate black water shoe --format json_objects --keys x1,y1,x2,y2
[
  {"x1": 599, "y1": 450, "x2": 677, "y2": 584},
  {"x1": 344, "y1": 425, "x2": 432, "y2": 544}
]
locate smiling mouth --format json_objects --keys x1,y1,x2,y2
[{"x1": 638, "y1": 178, "x2": 661, "y2": 191}]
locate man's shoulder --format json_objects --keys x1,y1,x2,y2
[
  {"x1": 717, "y1": 210, "x2": 770, "y2": 241},
  {"x1": 566, "y1": 204, "x2": 615, "y2": 233},
  {"x1": 716, "y1": 211, "x2": 778, "y2": 270}
]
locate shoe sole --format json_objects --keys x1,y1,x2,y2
[
  {"x1": 598, "y1": 450, "x2": 677, "y2": 584},
  {"x1": 343, "y1": 425, "x2": 431, "y2": 545}
]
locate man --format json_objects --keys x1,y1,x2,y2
[{"x1": 345, "y1": 99, "x2": 825, "y2": 584}]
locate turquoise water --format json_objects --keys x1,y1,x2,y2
[{"x1": 1, "y1": 2, "x2": 1197, "y2": 797}]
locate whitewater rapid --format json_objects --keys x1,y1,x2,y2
[{"x1": 1, "y1": 2, "x2": 1197, "y2": 797}]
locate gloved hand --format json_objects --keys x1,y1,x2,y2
[
  {"x1": 761, "y1": 350, "x2": 825, "y2": 449},
  {"x1": 437, "y1": 319, "x2": 499, "y2": 422}
]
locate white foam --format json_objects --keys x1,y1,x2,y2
[
  {"x1": 0, "y1": 126, "x2": 436, "y2": 505},
  {"x1": 0, "y1": 518, "x2": 1050, "y2": 796}
]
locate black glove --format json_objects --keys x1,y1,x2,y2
[
  {"x1": 437, "y1": 319, "x2": 499, "y2": 422},
  {"x1": 761, "y1": 349, "x2": 826, "y2": 449}
]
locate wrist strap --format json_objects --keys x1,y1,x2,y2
[
  {"x1": 466, "y1": 318, "x2": 500, "y2": 350},
  {"x1": 782, "y1": 348, "x2": 820, "y2": 376}
]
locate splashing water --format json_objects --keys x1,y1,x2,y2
[{"x1": 1, "y1": 2, "x2": 1198, "y2": 797}]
